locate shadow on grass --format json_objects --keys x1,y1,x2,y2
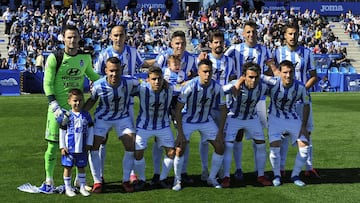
[{"x1": 100, "y1": 168, "x2": 360, "y2": 193}]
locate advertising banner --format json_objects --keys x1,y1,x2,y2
[{"x1": 0, "y1": 70, "x2": 20, "y2": 96}]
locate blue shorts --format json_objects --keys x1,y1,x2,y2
[{"x1": 61, "y1": 152, "x2": 88, "y2": 168}]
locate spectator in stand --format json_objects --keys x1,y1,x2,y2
[
  {"x1": 2, "y1": 7, "x2": 13, "y2": 35},
  {"x1": 319, "y1": 76, "x2": 330, "y2": 92}
]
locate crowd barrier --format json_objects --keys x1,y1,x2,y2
[{"x1": 316, "y1": 72, "x2": 360, "y2": 92}]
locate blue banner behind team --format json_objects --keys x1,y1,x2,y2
[
  {"x1": 262, "y1": 2, "x2": 359, "y2": 16},
  {"x1": 0, "y1": 70, "x2": 20, "y2": 96}
]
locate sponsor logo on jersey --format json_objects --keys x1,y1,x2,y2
[
  {"x1": 80, "y1": 59, "x2": 84, "y2": 67},
  {"x1": 67, "y1": 68, "x2": 81, "y2": 76}
]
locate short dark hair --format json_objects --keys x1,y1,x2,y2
[
  {"x1": 208, "y1": 30, "x2": 224, "y2": 42},
  {"x1": 147, "y1": 65, "x2": 163, "y2": 77},
  {"x1": 244, "y1": 20, "x2": 258, "y2": 29},
  {"x1": 198, "y1": 58, "x2": 213, "y2": 69},
  {"x1": 171, "y1": 30, "x2": 186, "y2": 40},
  {"x1": 68, "y1": 88, "x2": 83, "y2": 99},
  {"x1": 242, "y1": 62, "x2": 261, "y2": 76},
  {"x1": 283, "y1": 22, "x2": 299, "y2": 33},
  {"x1": 106, "y1": 56, "x2": 121, "y2": 65},
  {"x1": 279, "y1": 60, "x2": 294, "y2": 71},
  {"x1": 62, "y1": 24, "x2": 80, "y2": 35}
]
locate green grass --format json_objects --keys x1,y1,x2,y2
[{"x1": 1, "y1": 92, "x2": 360, "y2": 203}]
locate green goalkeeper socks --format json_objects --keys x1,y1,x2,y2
[{"x1": 44, "y1": 142, "x2": 59, "y2": 183}]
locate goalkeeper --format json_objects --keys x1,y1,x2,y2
[{"x1": 39, "y1": 25, "x2": 100, "y2": 194}]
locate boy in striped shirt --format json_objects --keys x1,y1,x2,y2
[{"x1": 59, "y1": 89, "x2": 94, "y2": 197}]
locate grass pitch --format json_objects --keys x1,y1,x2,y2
[{"x1": 0, "y1": 92, "x2": 360, "y2": 202}]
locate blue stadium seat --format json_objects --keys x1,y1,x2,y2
[
  {"x1": 349, "y1": 67, "x2": 357, "y2": 74},
  {"x1": 352, "y1": 33, "x2": 360, "y2": 41},
  {"x1": 340, "y1": 66, "x2": 348, "y2": 73},
  {"x1": 328, "y1": 72, "x2": 341, "y2": 92},
  {"x1": 330, "y1": 67, "x2": 339, "y2": 73}
]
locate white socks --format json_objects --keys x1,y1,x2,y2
[
  {"x1": 134, "y1": 158, "x2": 146, "y2": 181},
  {"x1": 255, "y1": 143, "x2": 267, "y2": 177},
  {"x1": 160, "y1": 156, "x2": 174, "y2": 180},
  {"x1": 89, "y1": 150, "x2": 102, "y2": 183},
  {"x1": 209, "y1": 153, "x2": 224, "y2": 180},
  {"x1": 174, "y1": 156, "x2": 184, "y2": 182},
  {"x1": 199, "y1": 142, "x2": 209, "y2": 171},
  {"x1": 291, "y1": 146, "x2": 309, "y2": 178},
  {"x1": 280, "y1": 136, "x2": 289, "y2": 171},
  {"x1": 152, "y1": 141, "x2": 163, "y2": 175},
  {"x1": 123, "y1": 151, "x2": 134, "y2": 182},
  {"x1": 223, "y1": 142, "x2": 234, "y2": 177},
  {"x1": 233, "y1": 141, "x2": 243, "y2": 170},
  {"x1": 269, "y1": 147, "x2": 281, "y2": 177}
]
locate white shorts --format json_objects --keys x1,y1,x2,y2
[
  {"x1": 296, "y1": 102, "x2": 314, "y2": 132},
  {"x1": 268, "y1": 114, "x2": 309, "y2": 145},
  {"x1": 135, "y1": 127, "x2": 175, "y2": 150},
  {"x1": 182, "y1": 119, "x2": 219, "y2": 143},
  {"x1": 256, "y1": 99, "x2": 268, "y2": 129},
  {"x1": 94, "y1": 117, "x2": 135, "y2": 138},
  {"x1": 225, "y1": 117, "x2": 265, "y2": 142}
]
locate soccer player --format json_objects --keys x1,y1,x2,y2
[
  {"x1": 197, "y1": 29, "x2": 236, "y2": 181},
  {"x1": 224, "y1": 20, "x2": 275, "y2": 180},
  {"x1": 84, "y1": 57, "x2": 139, "y2": 193},
  {"x1": 150, "y1": 30, "x2": 198, "y2": 185},
  {"x1": 40, "y1": 25, "x2": 100, "y2": 193},
  {"x1": 92, "y1": 25, "x2": 147, "y2": 185},
  {"x1": 273, "y1": 22, "x2": 319, "y2": 178},
  {"x1": 59, "y1": 89, "x2": 94, "y2": 197},
  {"x1": 132, "y1": 66, "x2": 176, "y2": 190},
  {"x1": 221, "y1": 62, "x2": 272, "y2": 188},
  {"x1": 172, "y1": 59, "x2": 227, "y2": 191},
  {"x1": 265, "y1": 60, "x2": 311, "y2": 187}
]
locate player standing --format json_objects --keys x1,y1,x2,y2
[
  {"x1": 265, "y1": 60, "x2": 311, "y2": 187},
  {"x1": 84, "y1": 57, "x2": 139, "y2": 193},
  {"x1": 273, "y1": 22, "x2": 319, "y2": 178},
  {"x1": 172, "y1": 59, "x2": 227, "y2": 191},
  {"x1": 224, "y1": 20, "x2": 275, "y2": 180},
  {"x1": 133, "y1": 66, "x2": 176, "y2": 190},
  {"x1": 40, "y1": 25, "x2": 99, "y2": 193}
]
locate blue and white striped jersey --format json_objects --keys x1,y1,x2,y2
[
  {"x1": 273, "y1": 46, "x2": 314, "y2": 83},
  {"x1": 224, "y1": 80, "x2": 269, "y2": 120},
  {"x1": 59, "y1": 111, "x2": 94, "y2": 153},
  {"x1": 94, "y1": 45, "x2": 144, "y2": 76},
  {"x1": 208, "y1": 53, "x2": 236, "y2": 86},
  {"x1": 225, "y1": 43, "x2": 272, "y2": 76},
  {"x1": 135, "y1": 82, "x2": 174, "y2": 130},
  {"x1": 266, "y1": 77, "x2": 310, "y2": 119},
  {"x1": 155, "y1": 49, "x2": 197, "y2": 77},
  {"x1": 178, "y1": 77, "x2": 226, "y2": 123},
  {"x1": 91, "y1": 76, "x2": 139, "y2": 121}
]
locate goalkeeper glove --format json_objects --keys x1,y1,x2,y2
[{"x1": 50, "y1": 101, "x2": 70, "y2": 125}]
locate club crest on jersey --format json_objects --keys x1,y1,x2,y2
[{"x1": 80, "y1": 59, "x2": 84, "y2": 67}]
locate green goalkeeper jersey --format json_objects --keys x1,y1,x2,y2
[{"x1": 43, "y1": 51, "x2": 100, "y2": 109}]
